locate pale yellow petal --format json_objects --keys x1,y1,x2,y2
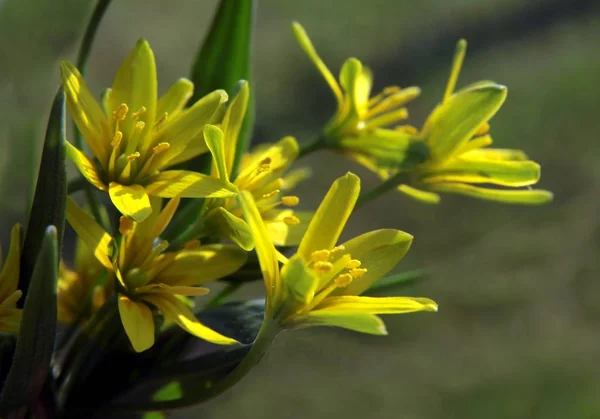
[
  {"x1": 151, "y1": 197, "x2": 180, "y2": 239},
  {"x1": 223, "y1": 81, "x2": 250, "y2": 173},
  {"x1": 118, "y1": 294, "x2": 155, "y2": 352},
  {"x1": 315, "y1": 295, "x2": 438, "y2": 314},
  {"x1": 66, "y1": 198, "x2": 113, "y2": 269},
  {"x1": 265, "y1": 210, "x2": 312, "y2": 247},
  {"x1": 281, "y1": 254, "x2": 318, "y2": 307},
  {"x1": 65, "y1": 142, "x2": 108, "y2": 191},
  {"x1": 297, "y1": 172, "x2": 360, "y2": 260},
  {"x1": 427, "y1": 183, "x2": 554, "y2": 205},
  {"x1": 205, "y1": 124, "x2": 229, "y2": 182},
  {"x1": 143, "y1": 293, "x2": 238, "y2": 345},
  {"x1": 300, "y1": 311, "x2": 387, "y2": 335},
  {"x1": 109, "y1": 182, "x2": 153, "y2": 222},
  {"x1": 156, "y1": 78, "x2": 194, "y2": 118},
  {"x1": 136, "y1": 283, "x2": 210, "y2": 296},
  {"x1": 143, "y1": 170, "x2": 238, "y2": 198},
  {"x1": 203, "y1": 207, "x2": 254, "y2": 251},
  {"x1": 397, "y1": 184, "x2": 441, "y2": 204}
]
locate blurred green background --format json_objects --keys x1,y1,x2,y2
[{"x1": 1, "y1": 0, "x2": 600, "y2": 418}]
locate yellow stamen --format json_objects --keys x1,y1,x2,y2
[
  {"x1": 334, "y1": 273, "x2": 353, "y2": 287},
  {"x1": 119, "y1": 216, "x2": 135, "y2": 236},
  {"x1": 111, "y1": 131, "x2": 123, "y2": 147},
  {"x1": 113, "y1": 103, "x2": 129, "y2": 121},
  {"x1": 349, "y1": 268, "x2": 367, "y2": 278},
  {"x1": 283, "y1": 215, "x2": 300, "y2": 225},
  {"x1": 281, "y1": 196, "x2": 300, "y2": 206},
  {"x1": 127, "y1": 152, "x2": 141, "y2": 162},
  {"x1": 261, "y1": 189, "x2": 280, "y2": 200},
  {"x1": 346, "y1": 259, "x2": 361, "y2": 269},
  {"x1": 363, "y1": 108, "x2": 409, "y2": 130},
  {"x1": 184, "y1": 239, "x2": 201, "y2": 249},
  {"x1": 311, "y1": 249, "x2": 331, "y2": 262},
  {"x1": 330, "y1": 245, "x2": 346, "y2": 257},
  {"x1": 313, "y1": 261, "x2": 333, "y2": 273},
  {"x1": 155, "y1": 112, "x2": 168, "y2": 129},
  {"x1": 132, "y1": 106, "x2": 147, "y2": 120},
  {"x1": 153, "y1": 142, "x2": 170, "y2": 155}
]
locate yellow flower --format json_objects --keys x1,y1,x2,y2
[
  {"x1": 292, "y1": 22, "x2": 420, "y2": 161},
  {"x1": 238, "y1": 172, "x2": 437, "y2": 333},
  {"x1": 0, "y1": 224, "x2": 23, "y2": 334},
  {"x1": 199, "y1": 83, "x2": 310, "y2": 250},
  {"x1": 365, "y1": 40, "x2": 553, "y2": 205},
  {"x1": 58, "y1": 237, "x2": 107, "y2": 324},
  {"x1": 66, "y1": 197, "x2": 247, "y2": 352},
  {"x1": 60, "y1": 39, "x2": 238, "y2": 222}
]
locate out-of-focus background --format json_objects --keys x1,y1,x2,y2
[{"x1": 1, "y1": 0, "x2": 600, "y2": 418}]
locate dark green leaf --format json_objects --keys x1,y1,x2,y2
[
  {"x1": 19, "y1": 87, "x2": 66, "y2": 298},
  {"x1": 187, "y1": 0, "x2": 256, "y2": 176},
  {"x1": 363, "y1": 269, "x2": 429, "y2": 296},
  {"x1": 60, "y1": 299, "x2": 265, "y2": 415},
  {"x1": 0, "y1": 226, "x2": 58, "y2": 416}
]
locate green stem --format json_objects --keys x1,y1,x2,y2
[
  {"x1": 204, "y1": 283, "x2": 242, "y2": 309},
  {"x1": 66, "y1": 177, "x2": 87, "y2": 194},
  {"x1": 356, "y1": 171, "x2": 411, "y2": 208},
  {"x1": 298, "y1": 135, "x2": 326, "y2": 158}
]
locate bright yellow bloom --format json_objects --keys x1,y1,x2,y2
[
  {"x1": 292, "y1": 22, "x2": 420, "y2": 162},
  {"x1": 61, "y1": 39, "x2": 237, "y2": 222},
  {"x1": 58, "y1": 237, "x2": 107, "y2": 324},
  {"x1": 0, "y1": 224, "x2": 23, "y2": 333},
  {"x1": 199, "y1": 83, "x2": 310, "y2": 250},
  {"x1": 238, "y1": 173, "x2": 437, "y2": 334},
  {"x1": 361, "y1": 40, "x2": 553, "y2": 205},
  {"x1": 66, "y1": 197, "x2": 247, "y2": 352}
]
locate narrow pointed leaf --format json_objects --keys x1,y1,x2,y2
[
  {"x1": 0, "y1": 227, "x2": 58, "y2": 416},
  {"x1": 19, "y1": 88, "x2": 66, "y2": 298}
]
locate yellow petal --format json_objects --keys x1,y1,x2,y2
[
  {"x1": 0, "y1": 224, "x2": 22, "y2": 301},
  {"x1": 157, "y1": 244, "x2": 247, "y2": 286},
  {"x1": 235, "y1": 137, "x2": 299, "y2": 185},
  {"x1": 66, "y1": 198, "x2": 113, "y2": 269},
  {"x1": 336, "y1": 229, "x2": 413, "y2": 296},
  {"x1": 422, "y1": 159, "x2": 541, "y2": 187},
  {"x1": 109, "y1": 182, "x2": 153, "y2": 222},
  {"x1": 65, "y1": 142, "x2": 108, "y2": 191},
  {"x1": 281, "y1": 254, "x2": 318, "y2": 306},
  {"x1": 153, "y1": 89, "x2": 228, "y2": 167},
  {"x1": 422, "y1": 83, "x2": 507, "y2": 159},
  {"x1": 148, "y1": 197, "x2": 179, "y2": 239},
  {"x1": 222, "y1": 81, "x2": 250, "y2": 173},
  {"x1": 461, "y1": 147, "x2": 529, "y2": 161},
  {"x1": 109, "y1": 39, "x2": 157, "y2": 152},
  {"x1": 316, "y1": 295, "x2": 438, "y2": 314},
  {"x1": 136, "y1": 283, "x2": 210, "y2": 296},
  {"x1": 452, "y1": 134, "x2": 493, "y2": 156},
  {"x1": 118, "y1": 294, "x2": 155, "y2": 352},
  {"x1": 397, "y1": 184, "x2": 441, "y2": 204},
  {"x1": 203, "y1": 207, "x2": 254, "y2": 251},
  {"x1": 297, "y1": 172, "x2": 360, "y2": 260},
  {"x1": 59, "y1": 61, "x2": 111, "y2": 166},
  {"x1": 300, "y1": 311, "x2": 387, "y2": 335},
  {"x1": 156, "y1": 78, "x2": 194, "y2": 118},
  {"x1": 142, "y1": 293, "x2": 238, "y2": 345},
  {"x1": 237, "y1": 191, "x2": 281, "y2": 312},
  {"x1": 426, "y1": 182, "x2": 554, "y2": 205},
  {"x1": 144, "y1": 170, "x2": 238, "y2": 198},
  {"x1": 339, "y1": 57, "x2": 365, "y2": 117},
  {"x1": 292, "y1": 22, "x2": 343, "y2": 105},
  {"x1": 205, "y1": 124, "x2": 229, "y2": 182},
  {"x1": 339, "y1": 129, "x2": 412, "y2": 167}
]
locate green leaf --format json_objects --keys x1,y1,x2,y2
[
  {"x1": 19, "y1": 87, "x2": 66, "y2": 299},
  {"x1": 188, "y1": 0, "x2": 255, "y2": 176},
  {"x1": 0, "y1": 226, "x2": 58, "y2": 416},
  {"x1": 363, "y1": 269, "x2": 429, "y2": 296},
  {"x1": 59, "y1": 300, "x2": 265, "y2": 414}
]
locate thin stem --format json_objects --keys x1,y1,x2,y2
[
  {"x1": 356, "y1": 171, "x2": 411, "y2": 208},
  {"x1": 204, "y1": 283, "x2": 242, "y2": 309},
  {"x1": 298, "y1": 134, "x2": 326, "y2": 158},
  {"x1": 66, "y1": 177, "x2": 87, "y2": 194}
]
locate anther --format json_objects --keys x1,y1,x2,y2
[
  {"x1": 184, "y1": 239, "x2": 201, "y2": 249},
  {"x1": 257, "y1": 163, "x2": 271, "y2": 174},
  {"x1": 313, "y1": 261, "x2": 333, "y2": 273},
  {"x1": 135, "y1": 121, "x2": 146, "y2": 130},
  {"x1": 119, "y1": 216, "x2": 135, "y2": 236},
  {"x1": 127, "y1": 152, "x2": 141, "y2": 162},
  {"x1": 334, "y1": 273, "x2": 353, "y2": 287},
  {"x1": 282, "y1": 196, "x2": 300, "y2": 206},
  {"x1": 347, "y1": 259, "x2": 361, "y2": 269},
  {"x1": 475, "y1": 122, "x2": 490, "y2": 136},
  {"x1": 349, "y1": 268, "x2": 367, "y2": 278},
  {"x1": 262, "y1": 189, "x2": 280, "y2": 200},
  {"x1": 153, "y1": 142, "x2": 170, "y2": 155},
  {"x1": 383, "y1": 86, "x2": 401, "y2": 95},
  {"x1": 113, "y1": 103, "x2": 129, "y2": 121},
  {"x1": 283, "y1": 215, "x2": 300, "y2": 225},
  {"x1": 155, "y1": 112, "x2": 168, "y2": 128},
  {"x1": 330, "y1": 245, "x2": 346, "y2": 257},
  {"x1": 311, "y1": 249, "x2": 331, "y2": 262},
  {"x1": 111, "y1": 131, "x2": 123, "y2": 147},
  {"x1": 132, "y1": 106, "x2": 147, "y2": 120}
]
